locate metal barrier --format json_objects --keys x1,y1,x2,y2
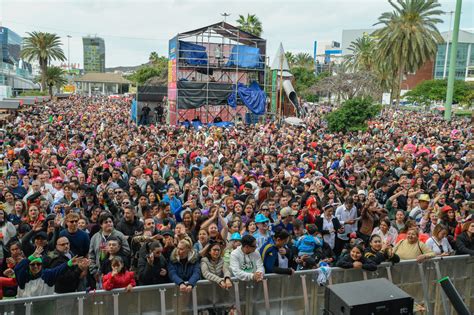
[{"x1": 0, "y1": 255, "x2": 472, "y2": 315}]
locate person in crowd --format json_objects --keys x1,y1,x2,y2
[
  {"x1": 364, "y1": 234, "x2": 400, "y2": 265},
  {"x1": 371, "y1": 217, "x2": 398, "y2": 247},
  {"x1": 48, "y1": 237, "x2": 90, "y2": 293},
  {"x1": 455, "y1": 221, "x2": 474, "y2": 256},
  {"x1": 14, "y1": 246, "x2": 81, "y2": 297},
  {"x1": 425, "y1": 224, "x2": 454, "y2": 256},
  {"x1": 102, "y1": 256, "x2": 135, "y2": 291},
  {"x1": 315, "y1": 204, "x2": 342, "y2": 250},
  {"x1": 137, "y1": 241, "x2": 169, "y2": 285},
  {"x1": 116, "y1": 206, "x2": 144, "y2": 245},
  {"x1": 229, "y1": 235, "x2": 264, "y2": 282},
  {"x1": 260, "y1": 229, "x2": 295, "y2": 275},
  {"x1": 168, "y1": 238, "x2": 200, "y2": 293},
  {"x1": 224, "y1": 232, "x2": 241, "y2": 267},
  {"x1": 200, "y1": 240, "x2": 232, "y2": 289},
  {"x1": 393, "y1": 227, "x2": 435, "y2": 262},
  {"x1": 337, "y1": 244, "x2": 377, "y2": 271},
  {"x1": 59, "y1": 212, "x2": 90, "y2": 257},
  {"x1": 335, "y1": 197, "x2": 358, "y2": 255},
  {"x1": 88, "y1": 213, "x2": 130, "y2": 284}
]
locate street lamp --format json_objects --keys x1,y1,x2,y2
[{"x1": 221, "y1": 13, "x2": 230, "y2": 23}]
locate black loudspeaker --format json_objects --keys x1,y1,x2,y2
[{"x1": 324, "y1": 278, "x2": 414, "y2": 315}]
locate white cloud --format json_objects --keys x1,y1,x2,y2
[{"x1": 2, "y1": 0, "x2": 473, "y2": 67}]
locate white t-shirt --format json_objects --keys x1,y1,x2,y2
[{"x1": 425, "y1": 237, "x2": 452, "y2": 255}]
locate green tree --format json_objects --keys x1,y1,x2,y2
[
  {"x1": 236, "y1": 14, "x2": 263, "y2": 37},
  {"x1": 45, "y1": 66, "x2": 67, "y2": 97},
  {"x1": 325, "y1": 97, "x2": 382, "y2": 132},
  {"x1": 345, "y1": 35, "x2": 376, "y2": 72},
  {"x1": 128, "y1": 55, "x2": 168, "y2": 85},
  {"x1": 20, "y1": 32, "x2": 66, "y2": 92},
  {"x1": 149, "y1": 51, "x2": 159, "y2": 64},
  {"x1": 373, "y1": 0, "x2": 443, "y2": 107},
  {"x1": 285, "y1": 52, "x2": 296, "y2": 68},
  {"x1": 404, "y1": 79, "x2": 473, "y2": 107},
  {"x1": 294, "y1": 53, "x2": 314, "y2": 69}
]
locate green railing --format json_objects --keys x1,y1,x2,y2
[{"x1": 0, "y1": 255, "x2": 472, "y2": 315}]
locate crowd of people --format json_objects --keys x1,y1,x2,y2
[{"x1": 0, "y1": 95, "x2": 472, "y2": 300}]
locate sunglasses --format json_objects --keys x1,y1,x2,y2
[
  {"x1": 115, "y1": 191, "x2": 123, "y2": 194},
  {"x1": 122, "y1": 202, "x2": 130, "y2": 205},
  {"x1": 30, "y1": 263, "x2": 42, "y2": 267},
  {"x1": 68, "y1": 220, "x2": 78, "y2": 224}
]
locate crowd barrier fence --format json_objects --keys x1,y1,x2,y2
[{"x1": 0, "y1": 255, "x2": 472, "y2": 315}]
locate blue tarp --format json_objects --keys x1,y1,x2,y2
[
  {"x1": 228, "y1": 81, "x2": 266, "y2": 115},
  {"x1": 180, "y1": 121, "x2": 235, "y2": 129},
  {"x1": 226, "y1": 45, "x2": 261, "y2": 68},
  {"x1": 179, "y1": 41, "x2": 208, "y2": 65},
  {"x1": 131, "y1": 99, "x2": 138, "y2": 123}
]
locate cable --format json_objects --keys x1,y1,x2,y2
[{"x1": 3, "y1": 19, "x2": 169, "y2": 41}]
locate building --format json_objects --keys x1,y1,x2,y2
[
  {"x1": 341, "y1": 29, "x2": 375, "y2": 55},
  {"x1": 74, "y1": 72, "x2": 130, "y2": 95},
  {"x1": 82, "y1": 36, "x2": 105, "y2": 73},
  {"x1": 0, "y1": 26, "x2": 37, "y2": 98},
  {"x1": 434, "y1": 30, "x2": 474, "y2": 81}
]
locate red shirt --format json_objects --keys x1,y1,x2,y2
[{"x1": 102, "y1": 271, "x2": 136, "y2": 291}]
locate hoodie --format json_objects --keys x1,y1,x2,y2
[{"x1": 229, "y1": 246, "x2": 264, "y2": 281}]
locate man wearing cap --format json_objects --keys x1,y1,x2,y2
[
  {"x1": 409, "y1": 194, "x2": 431, "y2": 223},
  {"x1": 273, "y1": 207, "x2": 298, "y2": 234},
  {"x1": 236, "y1": 183, "x2": 253, "y2": 203},
  {"x1": 14, "y1": 246, "x2": 81, "y2": 297}
]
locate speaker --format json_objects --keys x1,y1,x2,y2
[{"x1": 324, "y1": 278, "x2": 414, "y2": 315}]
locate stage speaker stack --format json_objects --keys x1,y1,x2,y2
[{"x1": 324, "y1": 278, "x2": 414, "y2": 315}]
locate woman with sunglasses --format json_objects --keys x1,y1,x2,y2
[{"x1": 201, "y1": 240, "x2": 232, "y2": 289}]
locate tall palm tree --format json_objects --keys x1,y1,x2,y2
[
  {"x1": 236, "y1": 14, "x2": 263, "y2": 37},
  {"x1": 294, "y1": 52, "x2": 314, "y2": 69},
  {"x1": 45, "y1": 66, "x2": 67, "y2": 97},
  {"x1": 373, "y1": 0, "x2": 443, "y2": 106},
  {"x1": 285, "y1": 52, "x2": 296, "y2": 68},
  {"x1": 20, "y1": 32, "x2": 66, "y2": 92},
  {"x1": 345, "y1": 35, "x2": 377, "y2": 72},
  {"x1": 149, "y1": 51, "x2": 159, "y2": 65}
]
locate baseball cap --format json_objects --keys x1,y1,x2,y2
[
  {"x1": 280, "y1": 207, "x2": 298, "y2": 218},
  {"x1": 34, "y1": 231, "x2": 48, "y2": 240},
  {"x1": 230, "y1": 232, "x2": 242, "y2": 241},
  {"x1": 255, "y1": 213, "x2": 269, "y2": 223},
  {"x1": 418, "y1": 194, "x2": 430, "y2": 202}
]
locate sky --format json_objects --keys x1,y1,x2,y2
[{"x1": 1, "y1": 0, "x2": 473, "y2": 68}]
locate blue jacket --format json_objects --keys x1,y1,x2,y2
[
  {"x1": 162, "y1": 195, "x2": 183, "y2": 221},
  {"x1": 260, "y1": 239, "x2": 292, "y2": 275},
  {"x1": 168, "y1": 248, "x2": 201, "y2": 287},
  {"x1": 295, "y1": 234, "x2": 323, "y2": 255}
]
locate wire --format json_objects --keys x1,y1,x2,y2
[{"x1": 3, "y1": 19, "x2": 169, "y2": 41}]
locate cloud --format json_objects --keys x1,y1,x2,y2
[{"x1": 2, "y1": 0, "x2": 473, "y2": 67}]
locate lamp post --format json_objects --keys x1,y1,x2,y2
[
  {"x1": 444, "y1": 0, "x2": 462, "y2": 121},
  {"x1": 221, "y1": 13, "x2": 230, "y2": 23}
]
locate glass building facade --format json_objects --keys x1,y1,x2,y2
[
  {"x1": 434, "y1": 42, "x2": 474, "y2": 81},
  {"x1": 83, "y1": 37, "x2": 105, "y2": 73}
]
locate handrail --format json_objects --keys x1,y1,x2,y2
[{"x1": 0, "y1": 254, "x2": 470, "y2": 306}]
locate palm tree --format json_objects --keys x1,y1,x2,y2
[
  {"x1": 149, "y1": 51, "x2": 159, "y2": 65},
  {"x1": 294, "y1": 53, "x2": 314, "y2": 69},
  {"x1": 236, "y1": 14, "x2": 263, "y2": 37},
  {"x1": 45, "y1": 66, "x2": 67, "y2": 97},
  {"x1": 373, "y1": 0, "x2": 443, "y2": 106},
  {"x1": 20, "y1": 32, "x2": 66, "y2": 92},
  {"x1": 285, "y1": 52, "x2": 296, "y2": 68},
  {"x1": 345, "y1": 35, "x2": 377, "y2": 72}
]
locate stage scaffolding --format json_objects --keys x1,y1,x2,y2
[{"x1": 167, "y1": 22, "x2": 268, "y2": 125}]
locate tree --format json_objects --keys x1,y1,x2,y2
[
  {"x1": 325, "y1": 97, "x2": 382, "y2": 132},
  {"x1": 149, "y1": 51, "x2": 159, "y2": 64},
  {"x1": 127, "y1": 55, "x2": 168, "y2": 85},
  {"x1": 404, "y1": 79, "x2": 473, "y2": 107},
  {"x1": 294, "y1": 53, "x2": 313, "y2": 69},
  {"x1": 45, "y1": 66, "x2": 67, "y2": 97},
  {"x1": 310, "y1": 66, "x2": 382, "y2": 104},
  {"x1": 373, "y1": 0, "x2": 443, "y2": 107},
  {"x1": 345, "y1": 35, "x2": 377, "y2": 72},
  {"x1": 285, "y1": 52, "x2": 296, "y2": 68},
  {"x1": 236, "y1": 14, "x2": 263, "y2": 37},
  {"x1": 20, "y1": 32, "x2": 66, "y2": 92}
]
